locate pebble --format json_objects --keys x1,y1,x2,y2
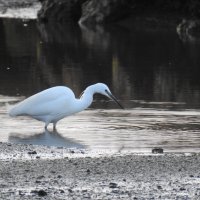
[
  {"x1": 109, "y1": 182, "x2": 118, "y2": 188},
  {"x1": 180, "y1": 187, "x2": 186, "y2": 191},
  {"x1": 38, "y1": 190, "x2": 47, "y2": 196},
  {"x1": 68, "y1": 189, "x2": 73, "y2": 193},
  {"x1": 157, "y1": 185, "x2": 162, "y2": 189},
  {"x1": 152, "y1": 148, "x2": 164, "y2": 154},
  {"x1": 37, "y1": 175, "x2": 45, "y2": 179},
  {"x1": 27, "y1": 151, "x2": 37, "y2": 155}
]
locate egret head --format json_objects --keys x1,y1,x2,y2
[{"x1": 94, "y1": 83, "x2": 124, "y2": 109}]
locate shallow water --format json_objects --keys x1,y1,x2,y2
[
  {"x1": 0, "y1": 18, "x2": 200, "y2": 153},
  {"x1": 2, "y1": 97, "x2": 200, "y2": 153}
]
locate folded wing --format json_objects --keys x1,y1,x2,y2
[{"x1": 9, "y1": 86, "x2": 75, "y2": 117}]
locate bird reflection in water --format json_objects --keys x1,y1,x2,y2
[{"x1": 8, "y1": 129, "x2": 86, "y2": 148}]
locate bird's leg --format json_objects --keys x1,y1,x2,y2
[
  {"x1": 53, "y1": 122, "x2": 57, "y2": 131},
  {"x1": 44, "y1": 125, "x2": 48, "y2": 131},
  {"x1": 44, "y1": 122, "x2": 49, "y2": 131}
]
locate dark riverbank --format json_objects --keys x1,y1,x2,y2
[
  {"x1": 38, "y1": 0, "x2": 200, "y2": 25},
  {"x1": 37, "y1": 0, "x2": 200, "y2": 41},
  {"x1": 0, "y1": 143, "x2": 200, "y2": 199},
  {"x1": 0, "y1": 0, "x2": 200, "y2": 41}
]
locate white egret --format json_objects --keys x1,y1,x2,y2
[{"x1": 9, "y1": 83, "x2": 123, "y2": 129}]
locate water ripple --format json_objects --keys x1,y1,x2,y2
[{"x1": 1, "y1": 99, "x2": 200, "y2": 153}]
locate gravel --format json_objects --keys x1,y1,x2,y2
[{"x1": 0, "y1": 142, "x2": 200, "y2": 199}]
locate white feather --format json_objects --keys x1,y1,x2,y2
[{"x1": 9, "y1": 83, "x2": 123, "y2": 129}]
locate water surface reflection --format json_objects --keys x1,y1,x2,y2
[
  {"x1": 0, "y1": 18, "x2": 200, "y2": 106},
  {"x1": 9, "y1": 129, "x2": 85, "y2": 148},
  {"x1": 0, "y1": 18, "x2": 200, "y2": 152},
  {"x1": 2, "y1": 104, "x2": 200, "y2": 153}
]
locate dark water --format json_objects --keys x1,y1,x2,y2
[{"x1": 0, "y1": 18, "x2": 200, "y2": 152}]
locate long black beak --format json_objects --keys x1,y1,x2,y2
[{"x1": 105, "y1": 90, "x2": 124, "y2": 109}]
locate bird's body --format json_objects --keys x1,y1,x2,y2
[{"x1": 9, "y1": 83, "x2": 123, "y2": 129}]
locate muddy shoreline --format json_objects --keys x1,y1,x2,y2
[{"x1": 0, "y1": 142, "x2": 199, "y2": 199}]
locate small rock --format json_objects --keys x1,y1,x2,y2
[
  {"x1": 28, "y1": 151, "x2": 37, "y2": 155},
  {"x1": 157, "y1": 185, "x2": 162, "y2": 190},
  {"x1": 19, "y1": 190, "x2": 24, "y2": 196},
  {"x1": 68, "y1": 188, "x2": 73, "y2": 193},
  {"x1": 35, "y1": 180, "x2": 41, "y2": 183},
  {"x1": 109, "y1": 182, "x2": 118, "y2": 188},
  {"x1": 37, "y1": 175, "x2": 45, "y2": 179},
  {"x1": 57, "y1": 175, "x2": 62, "y2": 178},
  {"x1": 180, "y1": 187, "x2": 186, "y2": 191},
  {"x1": 38, "y1": 189, "x2": 47, "y2": 196},
  {"x1": 152, "y1": 148, "x2": 164, "y2": 154},
  {"x1": 112, "y1": 189, "x2": 119, "y2": 194},
  {"x1": 86, "y1": 169, "x2": 91, "y2": 173}
]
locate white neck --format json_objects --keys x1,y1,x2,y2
[{"x1": 74, "y1": 85, "x2": 94, "y2": 113}]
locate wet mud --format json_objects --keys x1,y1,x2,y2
[{"x1": 0, "y1": 143, "x2": 199, "y2": 199}]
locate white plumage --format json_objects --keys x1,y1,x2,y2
[{"x1": 9, "y1": 83, "x2": 123, "y2": 129}]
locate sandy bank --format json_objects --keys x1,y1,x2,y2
[
  {"x1": 0, "y1": 142, "x2": 199, "y2": 199},
  {"x1": 0, "y1": 0, "x2": 41, "y2": 19}
]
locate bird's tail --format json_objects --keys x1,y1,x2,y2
[{"x1": 9, "y1": 105, "x2": 22, "y2": 117}]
